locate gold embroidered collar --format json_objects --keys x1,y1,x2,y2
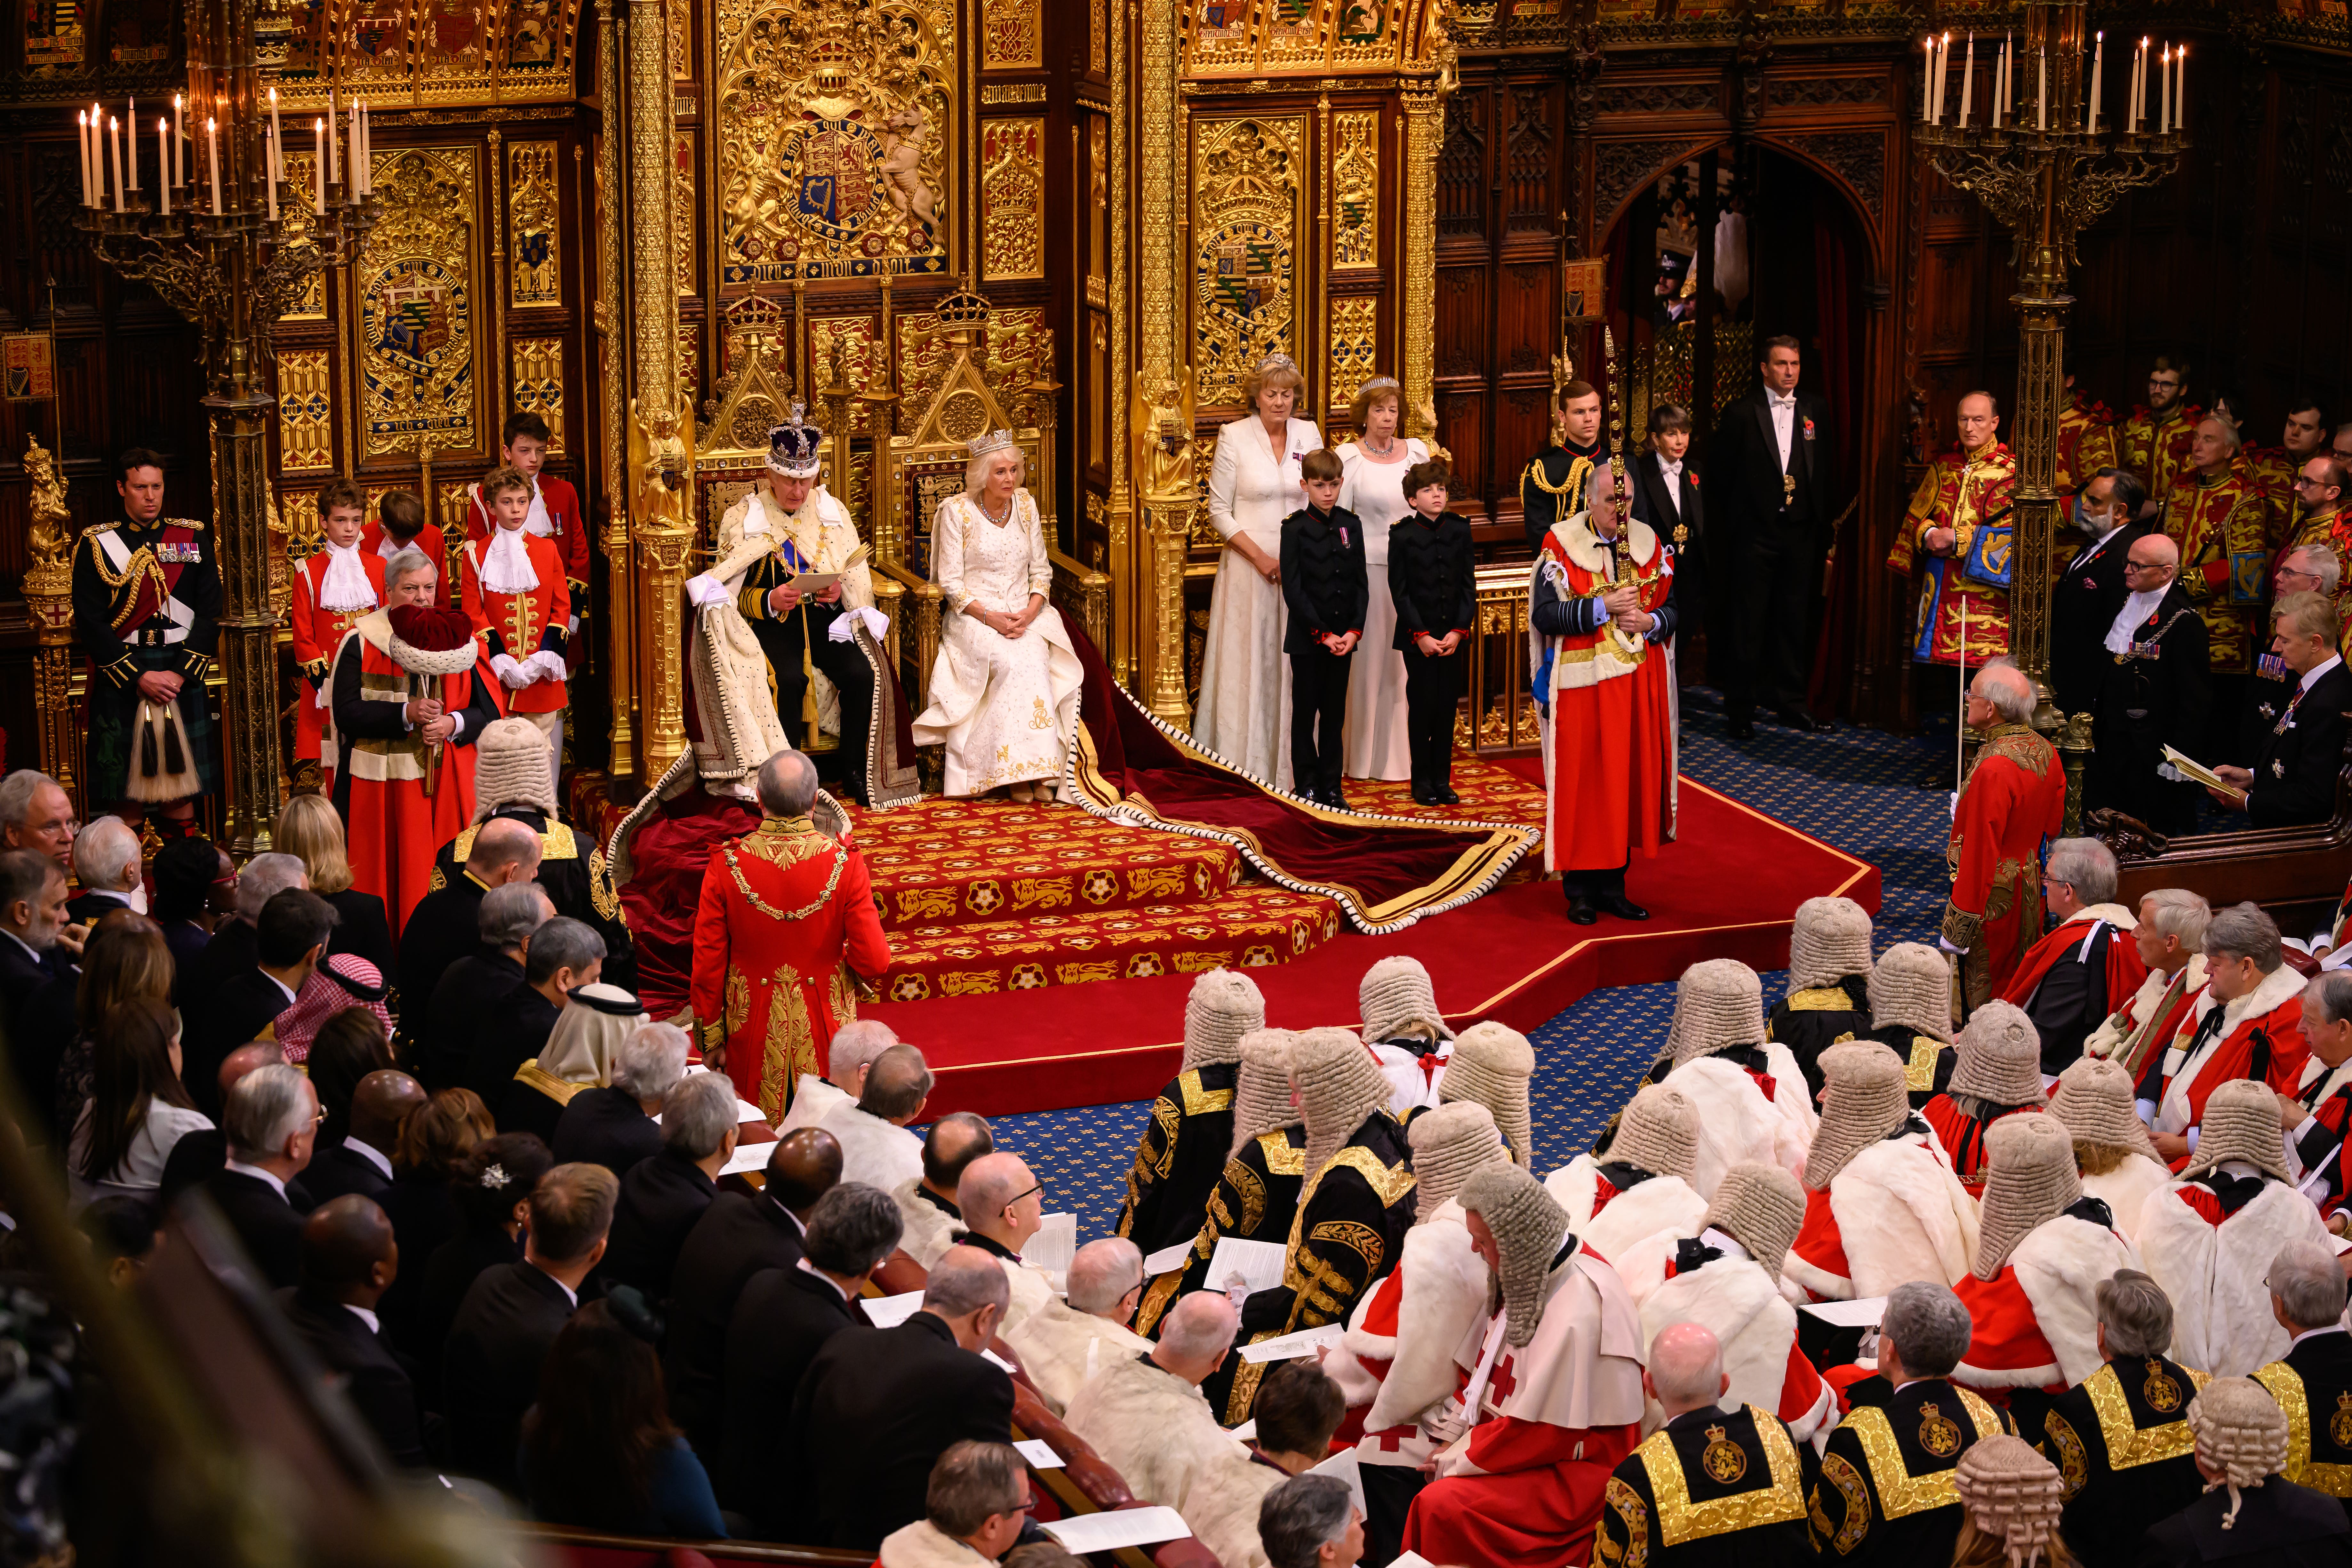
[{"x1": 1634, "y1": 1408, "x2": 1805, "y2": 1545}]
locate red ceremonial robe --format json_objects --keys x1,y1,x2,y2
[
  {"x1": 2152, "y1": 963, "x2": 2310, "y2": 1151},
  {"x1": 2000, "y1": 906, "x2": 2151, "y2": 1017},
  {"x1": 689, "y1": 816, "x2": 892, "y2": 1121},
  {"x1": 1611, "y1": 1235, "x2": 1834, "y2": 1442},
  {"x1": 1942, "y1": 722, "x2": 2067, "y2": 1006},
  {"x1": 1952, "y1": 1209, "x2": 2136, "y2": 1398},
  {"x1": 1921, "y1": 1096, "x2": 2044, "y2": 1190},
  {"x1": 329, "y1": 609, "x2": 504, "y2": 934},
  {"x1": 290, "y1": 547, "x2": 386, "y2": 773},
  {"x1": 1529, "y1": 512, "x2": 1677, "y2": 876}
]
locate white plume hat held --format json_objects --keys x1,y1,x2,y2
[
  {"x1": 1228, "y1": 1027, "x2": 1303, "y2": 1159},
  {"x1": 1291, "y1": 1026, "x2": 1395, "y2": 1178},
  {"x1": 1950, "y1": 1000, "x2": 2047, "y2": 1106},
  {"x1": 1359, "y1": 955, "x2": 1454, "y2": 1044},
  {"x1": 1790, "y1": 896, "x2": 1875, "y2": 991},
  {"x1": 1972, "y1": 1112, "x2": 2081, "y2": 1279},
  {"x1": 1184, "y1": 969, "x2": 1265, "y2": 1071},
  {"x1": 470, "y1": 716, "x2": 560, "y2": 822},
  {"x1": 1459, "y1": 1164, "x2": 1570, "y2": 1347},
  {"x1": 1703, "y1": 1162, "x2": 1806, "y2": 1284},
  {"x1": 1804, "y1": 1041, "x2": 1912, "y2": 1192},
  {"x1": 1438, "y1": 1021, "x2": 1536, "y2": 1167},
  {"x1": 1665, "y1": 959, "x2": 1768, "y2": 1064},
  {"x1": 1604, "y1": 1084, "x2": 1700, "y2": 1184},
  {"x1": 1870, "y1": 941, "x2": 1957, "y2": 1040},
  {"x1": 2180, "y1": 1077, "x2": 2293, "y2": 1183},
  {"x1": 1407, "y1": 1102, "x2": 1511, "y2": 1221}
]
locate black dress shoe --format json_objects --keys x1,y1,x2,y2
[
  {"x1": 1727, "y1": 714, "x2": 1756, "y2": 741},
  {"x1": 1775, "y1": 708, "x2": 1827, "y2": 733},
  {"x1": 1435, "y1": 785, "x2": 1461, "y2": 806},
  {"x1": 1566, "y1": 896, "x2": 1600, "y2": 925},
  {"x1": 1409, "y1": 785, "x2": 1435, "y2": 805},
  {"x1": 1596, "y1": 893, "x2": 1650, "y2": 921},
  {"x1": 1325, "y1": 787, "x2": 1351, "y2": 812}
]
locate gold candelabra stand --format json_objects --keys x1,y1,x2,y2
[
  {"x1": 1916, "y1": 0, "x2": 2186, "y2": 737},
  {"x1": 70, "y1": 0, "x2": 378, "y2": 853}
]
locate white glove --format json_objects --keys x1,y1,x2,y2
[
  {"x1": 528, "y1": 648, "x2": 567, "y2": 682},
  {"x1": 1937, "y1": 934, "x2": 1966, "y2": 956},
  {"x1": 567, "y1": 612, "x2": 581, "y2": 638},
  {"x1": 684, "y1": 573, "x2": 731, "y2": 610},
  {"x1": 492, "y1": 653, "x2": 535, "y2": 690},
  {"x1": 827, "y1": 605, "x2": 891, "y2": 644}
]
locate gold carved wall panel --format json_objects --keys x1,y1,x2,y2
[
  {"x1": 980, "y1": 0, "x2": 1040, "y2": 68},
  {"x1": 677, "y1": 324, "x2": 702, "y2": 412},
  {"x1": 1328, "y1": 297, "x2": 1377, "y2": 406},
  {"x1": 359, "y1": 146, "x2": 479, "y2": 460},
  {"x1": 674, "y1": 132, "x2": 698, "y2": 296},
  {"x1": 1190, "y1": 116, "x2": 1302, "y2": 411},
  {"x1": 277, "y1": 0, "x2": 584, "y2": 107},
  {"x1": 896, "y1": 306, "x2": 1052, "y2": 430},
  {"x1": 1332, "y1": 110, "x2": 1379, "y2": 268},
  {"x1": 513, "y1": 338, "x2": 567, "y2": 453},
  {"x1": 713, "y1": 0, "x2": 955, "y2": 281},
  {"x1": 980, "y1": 119, "x2": 1045, "y2": 280},
  {"x1": 509, "y1": 140, "x2": 562, "y2": 307},
  {"x1": 809, "y1": 316, "x2": 887, "y2": 435},
  {"x1": 1181, "y1": 0, "x2": 1407, "y2": 75},
  {"x1": 283, "y1": 153, "x2": 328, "y2": 318},
  {"x1": 277, "y1": 349, "x2": 336, "y2": 472}
]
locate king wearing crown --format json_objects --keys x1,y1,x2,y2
[{"x1": 683, "y1": 409, "x2": 916, "y2": 808}]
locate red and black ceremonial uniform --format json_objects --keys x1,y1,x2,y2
[
  {"x1": 460, "y1": 530, "x2": 572, "y2": 717},
  {"x1": 1919, "y1": 1096, "x2": 2043, "y2": 1191},
  {"x1": 2000, "y1": 908, "x2": 2151, "y2": 1077},
  {"x1": 466, "y1": 474, "x2": 588, "y2": 638},
  {"x1": 1115, "y1": 1064, "x2": 1239, "y2": 1255},
  {"x1": 289, "y1": 546, "x2": 387, "y2": 775},
  {"x1": 73, "y1": 512, "x2": 221, "y2": 806}
]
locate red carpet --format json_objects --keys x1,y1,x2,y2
[{"x1": 872, "y1": 777, "x2": 1879, "y2": 1117}]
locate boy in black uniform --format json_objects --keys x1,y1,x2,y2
[
  {"x1": 1280, "y1": 449, "x2": 1367, "y2": 809},
  {"x1": 1388, "y1": 460, "x2": 1476, "y2": 805}
]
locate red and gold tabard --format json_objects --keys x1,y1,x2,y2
[
  {"x1": 689, "y1": 814, "x2": 892, "y2": 1122},
  {"x1": 289, "y1": 547, "x2": 386, "y2": 772},
  {"x1": 2056, "y1": 391, "x2": 2118, "y2": 502},
  {"x1": 1944, "y1": 722, "x2": 2067, "y2": 1012},
  {"x1": 1887, "y1": 441, "x2": 2017, "y2": 667},
  {"x1": 1528, "y1": 513, "x2": 1677, "y2": 876},
  {"x1": 2246, "y1": 445, "x2": 2317, "y2": 552},
  {"x1": 466, "y1": 473, "x2": 588, "y2": 596},
  {"x1": 2162, "y1": 465, "x2": 2269, "y2": 675},
  {"x1": 460, "y1": 529, "x2": 572, "y2": 715},
  {"x1": 2119, "y1": 402, "x2": 2204, "y2": 513}
]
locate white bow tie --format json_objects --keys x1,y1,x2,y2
[
  {"x1": 1660, "y1": 460, "x2": 1684, "y2": 478},
  {"x1": 1768, "y1": 394, "x2": 1796, "y2": 409}
]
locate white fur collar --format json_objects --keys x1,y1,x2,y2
[
  {"x1": 2063, "y1": 903, "x2": 2139, "y2": 929},
  {"x1": 1549, "y1": 512, "x2": 1661, "y2": 575},
  {"x1": 879, "y1": 1522, "x2": 996, "y2": 1568},
  {"x1": 2191, "y1": 962, "x2": 2309, "y2": 1035}
]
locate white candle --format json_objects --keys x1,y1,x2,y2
[
  {"x1": 127, "y1": 97, "x2": 136, "y2": 188},
  {"x1": 1958, "y1": 34, "x2": 1974, "y2": 128},
  {"x1": 314, "y1": 119, "x2": 325, "y2": 214},
  {"x1": 327, "y1": 90, "x2": 339, "y2": 185},
  {"x1": 2159, "y1": 47, "x2": 2170, "y2": 135},
  {"x1": 360, "y1": 102, "x2": 371, "y2": 193},
  {"x1": 269, "y1": 88, "x2": 283, "y2": 184},
  {"x1": 2176, "y1": 44, "x2": 2187, "y2": 133},
  {"x1": 157, "y1": 118, "x2": 170, "y2": 215},
  {"x1": 1934, "y1": 33, "x2": 1950, "y2": 125},
  {"x1": 2086, "y1": 32, "x2": 2103, "y2": 133},
  {"x1": 1999, "y1": 35, "x2": 2011, "y2": 125},
  {"x1": 109, "y1": 116, "x2": 123, "y2": 213},
  {"x1": 2038, "y1": 48, "x2": 2048, "y2": 131},
  {"x1": 173, "y1": 93, "x2": 183, "y2": 186},
  {"x1": 1922, "y1": 36, "x2": 1933, "y2": 123},
  {"x1": 206, "y1": 116, "x2": 220, "y2": 216},
  {"x1": 265, "y1": 122, "x2": 277, "y2": 220}
]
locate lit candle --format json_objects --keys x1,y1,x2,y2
[
  {"x1": 2175, "y1": 44, "x2": 2187, "y2": 133},
  {"x1": 2037, "y1": 47, "x2": 2048, "y2": 131},
  {"x1": 265, "y1": 123, "x2": 278, "y2": 221},
  {"x1": 157, "y1": 118, "x2": 170, "y2": 215},
  {"x1": 1958, "y1": 34, "x2": 1974, "y2": 128},
  {"x1": 172, "y1": 93, "x2": 183, "y2": 186},
  {"x1": 109, "y1": 115, "x2": 123, "y2": 213},
  {"x1": 348, "y1": 99, "x2": 358, "y2": 195},
  {"x1": 2086, "y1": 31, "x2": 2103, "y2": 134},
  {"x1": 207, "y1": 116, "x2": 221, "y2": 216},
  {"x1": 2158, "y1": 47, "x2": 2170, "y2": 135},
  {"x1": 314, "y1": 118, "x2": 326, "y2": 214},
  {"x1": 1922, "y1": 36, "x2": 1933, "y2": 123},
  {"x1": 1934, "y1": 33, "x2": 1950, "y2": 126},
  {"x1": 269, "y1": 87, "x2": 284, "y2": 181},
  {"x1": 1998, "y1": 35, "x2": 2011, "y2": 126},
  {"x1": 360, "y1": 102, "x2": 371, "y2": 193},
  {"x1": 76, "y1": 113, "x2": 89, "y2": 206}
]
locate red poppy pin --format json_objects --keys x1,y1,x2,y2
[
  {"x1": 1802, "y1": 417, "x2": 1817, "y2": 440},
  {"x1": 1689, "y1": 474, "x2": 1700, "y2": 488}
]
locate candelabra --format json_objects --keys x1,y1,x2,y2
[
  {"x1": 1916, "y1": 0, "x2": 2186, "y2": 738},
  {"x1": 69, "y1": 0, "x2": 378, "y2": 854}
]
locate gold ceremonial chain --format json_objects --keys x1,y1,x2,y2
[{"x1": 723, "y1": 838, "x2": 848, "y2": 920}]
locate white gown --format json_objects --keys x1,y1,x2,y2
[
  {"x1": 1195, "y1": 414, "x2": 1323, "y2": 787},
  {"x1": 911, "y1": 488, "x2": 1083, "y2": 798},
  {"x1": 1336, "y1": 437, "x2": 1427, "y2": 781}
]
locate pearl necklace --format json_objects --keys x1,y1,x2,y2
[
  {"x1": 977, "y1": 495, "x2": 1014, "y2": 526},
  {"x1": 1362, "y1": 436, "x2": 1399, "y2": 458}
]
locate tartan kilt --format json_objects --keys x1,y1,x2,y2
[{"x1": 86, "y1": 645, "x2": 219, "y2": 806}]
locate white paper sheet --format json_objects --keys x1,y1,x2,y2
[
  {"x1": 1226, "y1": 1419, "x2": 1258, "y2": 1444},
  {"x1": 1013, "y1": 1439, "x2": 1066, "y2": 1469},
  {"x1": 738, "y1": 1098, "x2": 769, "y2": 1124},
  {"x1": 1239, "y1": 1324, "x2": 1345, "y2": 1363},
  {"x1": 982, "y1": 1348, "x2": 1017, "y2": 1373},
  {"x1": 861, "y1": 1290, "x2": 927, "y2": 1328},
  {"x1": 719, "y1": 1142, "x2": 776, "y2": 1178},
  {"x1": 1039, "y1": 1506, "x2": 1192, "y2": 1554},
  {"x1": 1142, "y1": 1240, "x2": 1195, "y2": 1276},
  {"x1": 1392, "y1": 1554, "x2": 1441, "y2": 1567},
  {"x1": 1798, "y1": 1296, "x2": 1888, "y2": 1328},
  {"x1": 1308, "y1": 1447, "x2": 1365, "y2": 1515},
  {"x1": 1207, "y1": 1236, "x2": 1288, "y2": 1296},
  {"x1": 1022, "y1": 1212, "x2": 1077, "y2": 1276}
]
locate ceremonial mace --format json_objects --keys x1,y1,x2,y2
[{"x1": 1601, "y1": 326, "x2": 1641, "y2": 659}]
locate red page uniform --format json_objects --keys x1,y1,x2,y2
[
  {"x1": 2056, "y1": 388, "x2": 2117, "y2": 503},
  {"x1": 468, "y1": 472, "x2": 587, "y2": 667},
  {"x1": 290, "y1": 542, "x2": 386, "y2": 779},
  {"x1": 461, "y1": 527, "x2": 572, "y2": 724},
  {"x1": 2120, "y1": 400, "x2": 2204, "y2": 514},
  {"x1": 2163, "y1": 464, "x2": 2270, "y2": 677}
]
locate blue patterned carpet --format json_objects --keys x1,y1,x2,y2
[{"x1": 991, "y1": 688, "x2": 1953, "y2": 1242}]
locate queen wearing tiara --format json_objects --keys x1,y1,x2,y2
[
  {"x1": 911, "y1": 431, "x2": 1083, "y2": 801},
  {"x1": 1197, "y1": 352, "x2": 1325, "y2": 783}
]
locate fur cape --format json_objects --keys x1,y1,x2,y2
[
  {"x1": 1062, "y1": 1350, "x2": 1274, "y2": 1568},
  {"x1": 1543, "y1": 1156, "x2": 1709, "y2": 1264},
  {"x1": 2084, "y1": 955, "x2": 2207, "y2": 1070},
  {"x1": 1660, "y1": 1050, "x2": 1815, "y2": 1198},
  {"x1": 995, "y1": 1257, "x2": 1152, "y2": 1414},
  {"x1": 892, "y1": 1176, "x2": 961, "y2": 1269},
  {"x1": 1627, "y1": 1250, "x2": 1834, "y2": 1443},
  {"x1": 2138, "y1": 1177, "x2": 2331, "y2": 1376},
  {"x1": 1348, "y1": 1203, "x2": 1490, "y2": 1441},
  {"x1": 778, "y1": 1073, "x2": 850, "y2": 1135},
  {"x1": 1782, "y1": 1132, "x2": 1980, "y2": 1301},
  {"x1": 813, "y1": 1100, "x2": 924, "y2": 1195},
  {"x1": 1953, "y1": 1214, "x2": 2140, "y2": 1390},
  {"x1": 2080, "y1": 1153, "x2": 2173, "y2": 1242},
  {"x1": 878, "y1": 1521, "x2": 998, "y2": 1568}
]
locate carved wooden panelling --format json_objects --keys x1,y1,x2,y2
[
  {"x1": 1504, "y1": 86, "x2": 1552, "y2": 233},
  {"x1": 277, "y1": 350, "x2": 336, "y2": 473},
  {"x1": 359, "y1": 146, "x2": 479, "y2": 460},
  {"x1": 1438, "y1": 91, "x2": 1485, "y2": 242},
  {"x1": 675, "y1": 132, "x2": 697, "y2": 296},
  {"x1": 714, "y1": 0, "x2": 955, "y2": 281},
  {"x1": 1593, "y1": 138, "x2": 1702, "y2": 234},
  {"x1": 980, "y1": 118, "x2": 1046, "y2": 279},
  {"x1": 1328, "y1": 296, "x2": 1379, "y2": 406},
  {"x1": 282, "y1": 152, "x2": 328, "y2": 318},
  {"x1": 1918, "y1": 241, "x2": 1980, "y2": 356},
  {"x1": 1492, "y1": 385, "x2": 1550, "y2": 497},
  {"x1": 1435, "y1": 266, "x2": 1484, "y2": 379},
  {"x1": 1179, "y1": 0, "x2": 1411, "y2": 76},
  {"x1": 808, "y1": 316, "x2": 886, "y2": 435},
  {"x1": 513, "y1": 338, "x2": 566, "y2": 453},
  {"x1": 897, "y1": 307, "x2": 1052, "y2": 429},
  {"x1": 276, "y1": 0, "x2": 584, "y2": 108},
  {"x1": 1782, "y1": 131, "x2": 1885, "y2": 226},
  {"x1": 1190, "y1": 116, "x2": 1304, "y2": 410},
  {"x1": 1498, "y1": 263, "x2": 1551, "y2": 374},
  {"x1": 1437, "y1": 388, "x2": 1485, "y2": 498},
  {"x1": 509, "y1": 140, "x2": 562, "y2": 306},
  {"x1": 1332, "y1": 111, "x2": 1380, "y2": 268}
]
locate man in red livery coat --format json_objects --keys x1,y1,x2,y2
[
  {"x1": 1888, "y1": 393, "x2": 2017, "y2": 673},
  {"x1": 1402, "y1": 1163, "x2": 1645, "y2": 1568},
  {"x1": 2146, "y1": 900, "x2": 2309, "y2": 1166},
  {"x1": 292, "y1": 478, "x2": 387, "y2": 785},
  {"x1": 464, "y1": 412, "x2": 590, "y2": 629},
  {"x1": 1942, "y1": 662, "x2": 2067, "y2": 1013},
  {"x1": 461, "y1": 464, "x2": 572, "y2": 796},
  {"x1": 2054, "y1": 368, "x2": 2118, "y2": 507},
  {"x1": 2119, "y1": 356, "x2": 2203, "y2": 515},
  {"x1": 2163, "y1": 418, "x2": 2270, "y2": 752},
  {"x1": 690, "y1": 748, "x2": 891, "y2": 1123},
  {"x1": 1529, "y1": 461, "x2": 1678, "y2": 926},
  {"x1": 330, "y1": 548, "x2": 504, "y2": 934},
  {"x1": 1999, "y1": 837, "x2": 2149, "y2": 1079}
]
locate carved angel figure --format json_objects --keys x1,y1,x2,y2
[{"x1": 1130, "y1": 372, "x2": 1197, "y2": 509}]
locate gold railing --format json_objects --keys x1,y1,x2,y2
[{"x1": 1461, "y1": 562, "x2": 1538, "y2": 756}]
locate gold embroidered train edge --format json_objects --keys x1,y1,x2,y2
[
  {"x1": 1178, "y1": 1069, "x2": 1234, "y2": 1117},
  {"x1": 1635, "y1": 1407, "x2": 1806, "y2": 1545}
]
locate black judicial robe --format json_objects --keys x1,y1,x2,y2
[
  {"x1": 2256, "y1": 1326, "x2": 2352, "y2": 1521},
  {"x1": 1766, "y1": 973, "x2": 1871, "y2": 1100},
  {"x1": 2044, "y1": 1354, "x2": 2210, "y2": 1568},
  {"x1": 1865, "y1": 1024, "x2": 1960, "y2": 1110},
  {"x1": 1116, "y1": 1063, "x2": 1238, "y2": 1256},
  {"x1": 1807, "y1": 1377, "x2": 2008, "y2": 1567},
  {"x1": 2136, "y1": 1477, "x2": 2352, "y2": 1568},
  {"x1": 1598, "y1": 1403, "x2": 1814, "y2": 1568},
  {"x1": 431, "y1": 808, "x2": 635, "y2": 993}
]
